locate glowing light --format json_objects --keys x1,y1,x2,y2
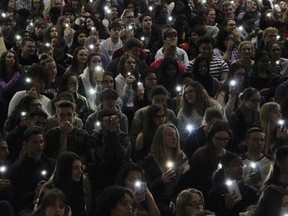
[
  {"x1": 96, "y1": 121, "x2": 101, "y2": 127},
  {"x1": 0, "y1": 166, "x2": 7, "y2": 173},
  {"x1": 218, "y1": 163, "x2": 222, "y2": 170},
  {"x1": 149, "y1": 6, "x2": 153, "y2": 11},
  {"x1": 276, "y1": 35, "x2": 281, "y2": 40},
  {"x1": 91, "y1": 27, "x2": 96, "y2": 31},
  {"x1": 65, "y1": 23, "x2": 69, "y2": 28},
  {"x1": 276, "y1": 60, "x2": 280, "y2": 65},
  {"x1": 266, "y1": 12, "x2": 272, "y2": 18},
  {"x1": 1, "y1": 13, "x2": 6, "y2": 18},
  {"x1": 134, "y1": 180, "x2": 142, "y2": 188},
  {"x1": 230, "y1": 1, "x2": 234, "y2": 4},
  {"x1": 89, "y1": 44, "x2": 95, "y2": 49},
  {"x1": 21, "y1": 111, "x2": 27, "y2": 117},
  {"x1": 15, "y1": 35, "x2": 21, "y2": 40},
  {"x1": 95, "y1": 66, "x2": 102, "y2": 72},
  {"x1": 26, "y1": 77, "x2": 31, "y2": 83},
  {"x1": 250, "y1": 162, "x2": 257, "y2": 169},
  {"x1": 29, "y1": 22, "x2": 34, "y2": 27},
  {"x1": 106, "y1": 8, "x2": 111, "y2": 14},
  {"x1": 278, "y1": 119, "x2": 285, "y2": 125},
  {"x1": 176, "y1": 85, "x2": 182, "y2": 92},
  {"x1": 128, "y1": 25, "x2": 133, "y2": 30},
  {"x1": 226, "y1": 179, "x2": 233, "y2": 186},
  {"x1": 238, "y1": 26, "x2": 244, "y2": 31},
  {"x1": 45, "y1": 43, "x2": 51, "y2": 47},
  {"x1": 89, "y1": 88, "x2": 96, "y2": 95},
  {"x1": 201, "y1": 0, "x2": 207, "y2": 4},
  {"x1": 229, "y1": 80, "x2": 237, "y2": 87},
  {"x1": 41, "y1": 170, "x2": 47, "y2": 176},
  {"x1": 141, "y1": 36, "x2": 145, "y2": 41},
  {"x1": 137, "y1": 81, "x2": 143, "y2": 86},
  {"x1": 127, "y1": 72, "x2": 131, "y2": 76},
  {"x1": 168, "y1": 16, "x2": 173, "y2": 21},
  {"x1": 186, "y1": 124, "x2": 194, "y2": 132},
  {"x1": 166, "y1": 161, "x2": 174, "y2": 169}
]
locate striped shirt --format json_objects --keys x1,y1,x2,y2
[{"x1": 186, "y1": 55, "x2": 229, "y2": 81}]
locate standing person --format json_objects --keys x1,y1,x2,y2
[{"x1": 143, "y1": 123, "x2": 190, "y2": 216}]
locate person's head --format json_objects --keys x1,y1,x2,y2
[
  {"x1": 221, "y1": 152, "x2": 243, "y2": 180},
  {"x1": 139, "y1": 14, "x2": 152, "y2": 31},
  {"x1": 254, "y1": 50, "x2": 270, "y2": 72},
  {"x1": 245, "y1": 127, "x2": 265, "y2": 154},
  {"x1": 99, "y1": 88, "x2": 118, "y2": 109},
  {"x1": 242, "y1": 13, "x2": 256, "y2": 32},
  {"x1": 27, "y1": 65, "x2": 49, "y2": 93},
  {"x1": 245, "y1": 0, "x2": 259, "y2": 12},
  {"x1": 33, "y1": 189, "x2": 68, "y2": 216},
  {"x1": 189, "y1": 27, "x2": 206, "y2": 44},
  {"x1": 239, "y1": 87, "x2": 260, "y2": 110},
  {"x1": 85, "y1": 36, "x2": 100, "y2": 54},
  {"x1": 87, "y1": 53, "x2": 102, "y2": 72},
  {"x1": 123, "y1": 38, "x2": 143, "y2": 59},
  {"x1": 115, "y1": 162, "x2": 144, "y2": 191},
  {"x1": 150, "y1": 123, "x2": 182, "y2": 161},
  {"x1": 120, "y1": 29, "x2": 133, "y2": 43},
  {"x1": 238, "y1": 41, "x2": 254, "y2": 59},
  {"x1": 160, "y1": 57, "x2": 179, "y2": 79},
  {"x1": 118, "y1": 53, "x2": 138, "y2": 78},
  {"x1": 255, "y1": 185, "x2": 288, "y2": 216},
  {"x1": 72, "y1": 30, "x2": 87, "y2": 47},
  {"x1": 151, "y1": 85, "x2": 168, "y2": 106},
  {"x1": 0, "y1": 16, "x2": 12, "y2": 34},
  {"x1": 14, "y1": 95, "x2": 42, "y2": 116},
  {"x1": 162, "y1": 41, "x2": 177, "y2": 58},
  {"x1": 21, "y1": 37, "x2": 36, "y2": 56},
  {"x1": 72, "y1": 47, "x2": 88, "y2": 67},
  {"x1": 108, "y1": 21, "x2": 122, "y2": 40},
  {"x1": 197, "y1": 36, "x2": 215, "y2": 59},
  {"x1": 162, "y1": 28, "x2": 178, "y2": 45},
  {"x1": 194, "y1": 211, "x2": 216, "y2": 216},
  {"x1": 207, "y1": 120, "x2": 232, "y2": 152},
  {"x1": 202, "y1": 107, "x2": 223, "y2": 127},
  {"x1": 193, "y1": 56, "x2": 210, "y2": 77},
  {"x1": 59, "y1": 72, "x2": 78, "y2": 93},
  {"x1": 0, "y1": 50, "x2": 20, "y2": 73},
  {"x1": 204, "y1": 7, "x2": 216, "y2": 24},
  {"x1": 221, "y1": 2, "x2": 234, "y2": 18},
  {"x1": 266, "y1": 40, "x2": 281, "y2": 61},
  {"x1": 55, "y1": 100, "x2": 75, "y2": 124},
  {"x1": 260, "y1": 102, "x2": 282, "y2": 129},
  {"x1": 147, "y1": 104, "x2": 168, "y2": 129},
  {"x1": 0, "y1": 137, "x2": 9, "y2": 161},
  {"x1": 98, "y1": 185, "x2": 134, "y2": 216},
  {"x1": 141, "y1": 71, "x2": 157, "y2": 90},
  {"x1": 176, "y1": 188, "x2": 204, "y2": 216},
  {"x1": 22, "y1": 127, "x2": 44, "y2": 159},
  {"x1": 223, "y1": 18, "x2": 237, "y2": 33},
  {"x1": 34, "y1": 18, "x2": 46, "y2": 37},
  {"x1": 26, "y1": 110, "x2": 48, "y2": 132},
  {"x1": 229, "y1": 62, "x2": 247, "y2": 87},
  {"x1": 102, "y1": 72, "x2": 115, "y2": 89},
  {"x1": 216, "y1": 30, "x2": 234, "y2": 52},
  {"x1": 52, "y1": 151, "x2": 83, "y2": 187},
  {"x1": 121, "y1": 9, "x2": 135, "y2": 25},
  {"x1": 38, "y1": 44, "x2": 54, "y2": 59},
  {"x1": 40, "y1": 57, "x2": 57, "y2": 83},
  {"x1": 263, "y1": 27, "x2": 279, "y2": 46}
]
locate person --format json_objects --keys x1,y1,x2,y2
[
  {"x1": 184, "y1": 107, "x2": 224, "y2": 160},
  {"x1": 85, "y1": 88, "x2": 128, "y2": 135},
  {"x1": 234, "y1": 41, "x2": 254, "y2": 75},
  {"x1": 207, "y1": 152, "x2": 258, "y2": 216},
  {"x1": 177, "y1": 80, "x2": 223, "y2": 144},
  {"x1": 115, "y1": 162, "x2": 161, "y2": 216},
  {"x1": 88, "y1": 109, "x2": 131, "y2": 192},
  {"x1": 134, "y1": 104, "x2": 168, "y2": 163},
  {"x1": 35, "y1": 151, "x2": 90, "y2": 216},
  {"x1": 68, "y1": 30, "x2": 87, "y2": 55},
  {"x1": 11, "y1": 127, "x2": 55, "y2": 215},
  {"x1": 98, "y1": 185, "x2": 134, "y2": 216},
  {"x1": 263, "y1": 146, "x2": 288, "y2": 189},
  {"x1": 66, "y1": 47, "x2": 88, "y2": 76},
  {"x1": 143, "y1": 123, "x2": 190, "y2": 216},
  {"x1": 241, "y1": 127, "x2": 273, "y2": 191},
  {"x1": 176, "y1": 188, "x2": 205, "y2": 216},
  {"x1": 228, "y1": 87, "x2": 260, "y2": 153},
  {"x1": 183, "y1": 121, "x2": 232, "y2": 199},
  {"x1": 33, "y1": 188, "x2": 71, "y2": 216},
  {"x1": 17, "y1": 37, "x2": 39, "y2": 70},
  {"x1": 260, "y1": 102, "x2": 288, "y2": 154},
  {"x1": 44, "y1": 100, "x2": 90, "y2": 159},
  {"x1": 254, "y1": 185, "x2": 288, "y2": 216},
  {"x1": 186, "y1": 36, "x2": 229, "y2": 84}
]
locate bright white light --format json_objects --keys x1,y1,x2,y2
[
  {"x1": 91, "y1": 27, "x2": 96, "y2": 31},
  {"x1": 0, "y1": 166, "x2": 7, "y2": 173},
  {"x1": 104, "y1": 6, "x2": 108, "y2": 11},
  {"x1": 16, "y1": 35, "x2": 21, "y2": 40},
  {"x1": 45, "y1": 43, "x2": 50, "y2": 47},
  {"x1": 266, "y1": 12, "x2": 272, "y2": 17},
  {"x1": 96, "y1": 121, "x2": 101, "y2": 127},
  {"x1": 168, "y1": 16, "x2": 173, "y2": 21},
  {"x1": 95, "y1": 66, "x2": 102, "y2": 72},
  {"x1": 29, "y1": 22, "x2": 34, "y2": 27},
  {"x1": 106, "y1": 9, "x2": 111, "y2": 14},
  {"x1": 127, "y1": 72, "x2": 131, "y2": 76},
  {"x1": 65, "y1": 23, "x2": 69, "y2": 28},
  {"x1": 276, "y1": 35, "x2": 281, "y2": 40},
  {"x1": 41, "y1": 170, "x2": 47, "y2": 176},
  {"x1": 218, "y1": 163, "x2": 222, "y2": 170},
  {"x1": 276, "y1": 60, "x2": 280, "y2": 65},
  {"x1": 128, "y1": 25, "x2": 133, "y2": 30},
  {"x1": 137, "y1": 81, "x2": 143, "y2": 86},
  {"x1": 26, "y1": 77, "x2": 31, "y2": 83},
  {"x1": 1, "y1": 13, "x2": 6, "y2": 18},
  {"x1": 230, "y1": 1, "x2": 234, "y2": 4},
  {"x1": 134, "y1": 180, "x2": 141, "y2": 188},
  {"x1": 21, "y1": 111, "x2": 27, "y2": 117},
  {"x1": 226, "y1": 179, "x2": 233, "y2": 186},
  {"x1": 141, "y1": 36, "x2": 145, "y2": 41},
  {"x1": 238, "y1": 26, "x2": 243, "y2": 31},
  {"x1": 89, "y1": 44, "x2": 95, "y2": 49},
  {"x1": 89, "y1": 88, "x2": 96, "y2": 95},
  {"x1": 278, "y1": 119, "x2": 285, "y2": 125},
  {"x1": 250, "y1": 162, "x2": 257, "y2": 169},
  {"x1": 186, "y1": 124, "x2": 194, "y2": 132},
  {"x1": 229, "y1": 80, "x2": 237, "y2": 87},
  {"x1": 176, "y1": 85, "x2": 182, "y2": 92},
  {"x1": 201, "y1": 0, "x2": 207, "y2": 4},
  {"x1": 166, "y1": 161, "x2": 174, "y2": 169},
  {"x1": 149, "y1": 6, "x2": 153, "y2": 11}
]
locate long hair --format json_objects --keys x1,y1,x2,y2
[
  {"x1": 0, "y1": 50, "x2": 21, "y2": 81},
  {"x1": 260, "y1": 102, "x2": 280, "y2": 153},
  {"x1": 58, "y1": 72, "x2": 78, "y2": 94},
  {"x1": 176, "y1": 188, "x2": 204, "y2": 216},
  {"x1": 254, "y1": 185, "x2": 287, "y2": 216},
  {"x1": 182, "y1": 80, "x2": 217, "y2": 116},
  {"x1": 118, "y1": 53, "x2": 139, "y2": 79},
  {"x1": 115, "y1": 162, "x2": 144, "y2": 186},
  {"x1": 70, "y1": 47, "x2": 87, "y2": 73},
  {"x1": 56, "y1": 16, "x2": 69, "y2": 37},
  {"x1": 149, "y1": 123, "x2": 184, "y2": 168}
]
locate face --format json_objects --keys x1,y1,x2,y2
[
  {"x1": 247, "y1": 132, "x2": 265, "y2": 153},
  {"x1": 281, "y1": 195, "x2": 288, "y2": 215},
  {"x1": 144, "y1": 73, "x2": 157, "y2": 89},
  {"x1": 224, "y1": 5, "x2": 234, "y2": 17},
  {"x1": 239, "y1": 44, "x2": 253, "y2": 59},
  {"x1": 89, "y1": 55, "x2": 102, "y2": 71},
  {"x1": 102, "y1": 75, "x2": 114, "y2": 89},
  {"x1": 0, "y1": 141, "x2": 9, "y2": 161},
  {"x1": 244, "y1": 92, "x2": 260, "y2": 110},
  {"x1": 28, "y1": 116, "x2": 47, "y2": 132},
  {"x1": 184, "y1": 85, "x2": 196, "y2": 105},
  {"x1": 22, "y1": 41, "x2": 36, "y2": 55},
  {"x1": 62, "y1": 18, "x2": 71, "y2": 28},
  {"x1": 247, "y1": 1, "x2": 257, "y2": 12},
  {"x1": 54, "y1": 0, "x2": 62, "y2": 8},
  {"x1": 199, "y1": 43, "x2": 213, "y2": 59},
  {"x1": 190, "y1": 32, "x2": 199, "y2": 44},
  {"x1": 124, "y1": 57, "x2": 136, "y2": 73},
  {"x1": 175, "y1": 0, "x2": 185, "y2": 11},
  {"x1": 212, "y1": 131, "x2": 230, "y2": 150},
  {"x1": 57, "y1": 107, "x2": 74, "y2": 123},
  {"x1": 50, "y1": 27, "x2": 58, "y2": 37},
  {"x1": 207, "y1": 9, "x2": 216, "y2": 23},
  {"x1": 44, "y1": 61, "x2": 57, "y2": 82},
  {"x1": 77, "y1": 33, "x2": 87, "y2": 45},
  {"x1": 77, "y1": 49, "x2": 88, "y2": 64},
  {"x1": 102, "y1": 98, "x2": 117, "y2": 109},
  {"x1": 153, "y1": 109, "x2": 167, "y2": 127},
  {"x1": 110, "y1": 27, "x2": 121, "y2": 40},
  {"x1": 5, "y1": 52, "x2": 15, "y2": 67},
  {"x1": 257, "y1": 55, "x2": 270, "y2": 71},
  {"x1": 72, "y1": 160, "x2": 83, "y2": 182},
  {"x1": 166, "y1": 64, "x2": 177, "y2": 78},
  {"x1": 86, "y1": 18, "x2": 94, "y2": 29},
  {"x1": 185, "y1": 193, "x2": 203, "y2": 215},
  {"x1": 225, "y1": 157, "x2": 244, "y2": 180},
  {"x1": 165, "y1": 33, "x2": 178, "y2": 45},
  {"x1": 35, "y1": 25, "x2": 45, "y2": 37},
  {"x1": 264, "y1": 32, "x2": 278, "y2": 46},
  {"x1": 198, "y1": 60, "x2": 208, "y2": 75},
  {"x1": 268, "y1": 43, "x2": 281, "y2": 60},
  {"x1": 126, "y1": 47, "x2": 141, "y2": 59},
  {"x1": 164, "y1": 126, "x2": 178, "y2": 150},
  {"x1": 110, "y1": 194, "x2": 133, "y2": 216},
  {"x1": 33, "y1": 77, "x2": 46, "y2": 93},
  {"x1": 45, "y1": 199, "x2": 66, "y2": 216},
  {"x1": 141, "y1": 16, "x2": 152, "y2": 30},
  {"x1": 234, "y1": 67, "x2": 246, "y2": 84},
  {"x1": 226, "y1": 20, "x2": 237, "y2": 33},
  {"x1": 270, "y1": 105, "x2": 282, "y2": 124},
  {"x1": 124, "y1": 12, "x2": 135, "y2": 25},
  {"x1": 8, "y1": 0, "x2": 16, "y2": 9},
  {"x1": 66, "y1": 76, "x2": 78, "y2": 92},
  {"x1": 25, "y1": 134, "x2": 44, "y2": 158},
  {"x1": 152, "y1": 94, "x2": 167, "y2": 106},
  {"x1": 124, "y1": 170, "x2": 143, "y2": 190}
]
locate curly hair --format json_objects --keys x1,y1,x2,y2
[{"x1": 0, "y1": 50, "x2": 21, "y2": 81}]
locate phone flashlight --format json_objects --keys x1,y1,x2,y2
[
  {"x1": 166, "y1": 161, "x2": 174, "y2": 169},
  {"x1": 278, "y1": 119, "x2": 285, "y2": 126},
  {"x1": 176, "y1": 85, "x2": 182, "y2": 93},
  {"x1": 186, "y1": 124, "x2": 194, "y2": 133},
  {"x1": 41, "y1": 170, "x2": 47, "y2": 176}
]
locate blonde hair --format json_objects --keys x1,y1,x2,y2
[
  {"x1": 263, "y1": 27, "x2": 278, "y2": 39},
  {"x1": 238, "y1": 41, "x2": 254, "y2": 59}
]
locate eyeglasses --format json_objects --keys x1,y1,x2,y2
[{"x1": 214, "y1": 137, "x2": 230, "y2": 141}]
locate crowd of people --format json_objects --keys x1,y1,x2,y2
[{"x1": 1, "y1": 0, "x2": 288, "y2": 215}]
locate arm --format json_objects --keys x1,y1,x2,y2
[{"x1": 0, "y1": 72, "x2": 20, "y2": 90}]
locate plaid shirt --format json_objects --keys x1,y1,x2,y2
[{"x1": 213, "y1": 48, "x2": 238, "y2": 65}]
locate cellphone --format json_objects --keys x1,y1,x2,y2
[
  {"x1": 133, "y1": 180, "x2": 145, "y2": 196},
  {"x1": 250, "y1": 162, "x2": 261, "y2": 177},
  {"x1": 226, "y1": 179, "x2": 242, "y2": 202},
  {"x1": 137, "y1": 82, "x2": 144, "y2": 91}
]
